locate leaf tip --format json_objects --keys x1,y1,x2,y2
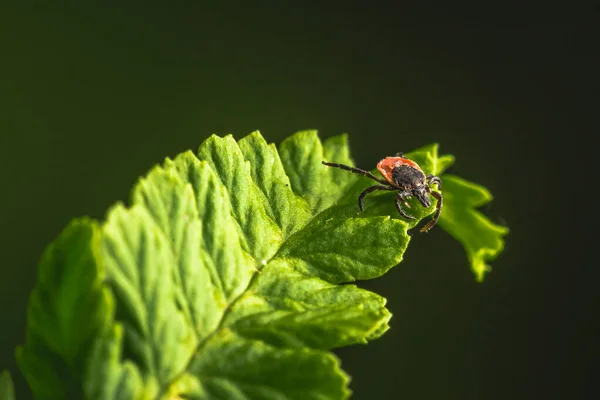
[
  {"x1": 289, "y1": 129, "x2": 320, "y2": 143},
  {"x1": 324, "y1": 132, "x2": 349, "y2": 144},
  {"x1": 472, "y1": 252, "x2": 494, "y2": 282},
  {"x1": 247, "y1": 130, "x2": 264, "y2": 139},
  {"x1": 0, "y1": 370, "x2": 15, "y2": 400},
  {"x1": 103, "y1": 201, "x2": 128, "y2": 221}
]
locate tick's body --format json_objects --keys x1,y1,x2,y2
[
  {"x1": 377, "y1": 157, "x2": 423, "y2": 188},
  {"x1": 322, "y1": 153, "x2": 443, "y2": 233}
]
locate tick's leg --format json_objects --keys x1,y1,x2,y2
[
  {"x1": 395, "y1": 191, "x2": 416, "y2": 220},
  {"x1": 358, "y1": 185, "x2": 396, "y2": 211},
  {"x1": 426, "y1": 174, "x2": 442, "y2": 189},
  {"x1": 420, "y1": 190, "x2": 443, "y2": 233},
  {"x1": 322, "y1": 161, "x2": 389, "y2": 185}
]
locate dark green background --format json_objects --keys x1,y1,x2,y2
[{"x1": 1, "y1": 3, "x2": 596, "y2": 399}]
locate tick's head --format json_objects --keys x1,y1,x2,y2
[{"x1": 412, "y1": 186, "x2": 431, "y2": 208}]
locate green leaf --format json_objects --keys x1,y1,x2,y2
[
  {"x1": 224, "y1": 261, "x2": 391, "y2": 349},
  {"x1": 279, "y1": 131, "x2": 357, "y2": 213},
  {"x1": 275, "y1": 208, "x2": 409, "y2": 283},
  {"x1": 0, "y1": 370, "x2": 16, "y2": 400},
  {"x1": 438, "y1": 174, "x2": 509, "y2": 281},
  {"x1": 237, "y1": 131, "x2": 311, "y2": 238},
  {"x1": 406, "y1": 143, "x2": 507, "y2": 281},
  {"x1": 197, "y1": 134, "x2": 283, "y2": 260},
  {"x1": 100, "y1": 204, "x2": 195, "y2": 388},
  {"x1": 83, "y1": 324, "x2": 145, "y2": 399},
  {"x1": 186, "y1": 331, "x2": 350, "y2": 400},
  {"x1": 16, "y1": 218, "x2": 112, "y2": 399},
  {"x1": 17, "y1": 130, "x2": 507, "y2": 399}
]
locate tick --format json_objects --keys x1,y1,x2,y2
[{"x1": 322, "y1": 153, "x2": 443, "y2": 232}]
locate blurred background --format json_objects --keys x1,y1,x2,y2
[{"x1": 1, "y1": 3, "x2": 596, "y2": 399}]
